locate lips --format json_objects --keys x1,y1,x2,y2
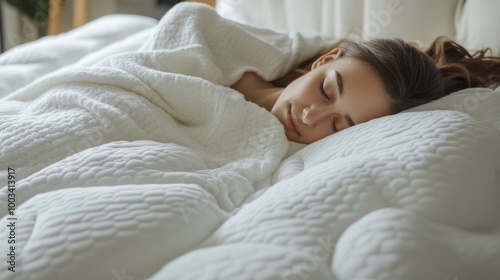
[{"x1": 286, "y1": 106, "x2": 301, "y2": 135}]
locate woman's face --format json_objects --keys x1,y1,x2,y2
[{"x1": 271, "y1": 50, "x2": 392, "y2": 144}]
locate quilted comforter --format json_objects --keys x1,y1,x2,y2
[{"x1": 1, "y1": 3, "x2": 500, "y2": 280}]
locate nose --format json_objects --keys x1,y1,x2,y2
[{"x1": 302, "y1": 104, "x2": 335, "y2": 127}]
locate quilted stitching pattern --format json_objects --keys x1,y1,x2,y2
[
  {"x1": 1, "y1": 4, "x2": 499, "y2": 280},
  {"x1": 1, "y1": 110, "x2": 498, "y2": 280}
]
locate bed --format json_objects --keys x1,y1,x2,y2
[{"x1": 0, "y1": 1, "x2": 499, "y2": 280}]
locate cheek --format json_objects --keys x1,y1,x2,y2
[
  {"x1": 282, "y1": 80, "x2": 313, "y2": 103},
  {"x1": 303, "y1": 122, "x2": 334, "y2": 143}
]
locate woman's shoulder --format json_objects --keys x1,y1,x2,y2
[
  {"x1": 164, "y1": 2, "x2": 218, "y2": 20},
  {"x1": 231, "y1": 72, "x2": 275, "y2": 94}
]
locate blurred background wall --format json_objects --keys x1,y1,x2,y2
[{"x1": 0, "y1": 0, "x2": 185, "y2": 52}]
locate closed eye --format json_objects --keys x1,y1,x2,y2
[
  {"x1": 319, "y1": 82, "x2": 329, "y2": 101},
  {"x1": 320, "y1": 81, "x2": 338, "y2": 132}
]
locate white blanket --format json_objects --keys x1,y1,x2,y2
[
  {"x1": 1, "y1": 3, "x2": 500, "y2": 280},
  {"x1": 0, "y1": 3, "x2": 330, "y2": 211}
]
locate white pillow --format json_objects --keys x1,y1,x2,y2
[
  {"x1": 405, "y1": 87, "x2": 500, "y2": 135},
  {"x1": 455, "y1": 0, "x2": 500, "y2": 56}
]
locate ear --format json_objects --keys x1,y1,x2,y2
[{"x1": 311, "y1": 48, "x2": 342, "y2": 69}]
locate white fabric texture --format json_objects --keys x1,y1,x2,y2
[
  {"x1": 1, "y1": 3, "x2": 500, "y2": 280},
  {"x1": 0, "y1": 14, "x2": 158, "y2": 99},
  {"x1": 455, "y1": 0, "x2": 500, "y2": 56}
]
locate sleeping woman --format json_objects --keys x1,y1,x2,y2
[{"x1": 232, "y1": 37, "x2": 500, "y2": 144}]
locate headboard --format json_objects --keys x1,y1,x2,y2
[{"x1": 216, "y1": 0, "x2": 500, "y2": 56}]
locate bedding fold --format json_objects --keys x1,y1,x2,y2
[
  {"x1": 0, "y1": 4, "x2": 333, "y2": 278},
  {"x1": 0, "y1": 14, "x2": 158, "y2": 98}
]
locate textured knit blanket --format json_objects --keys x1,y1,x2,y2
[{"x1": 1, "y1": 3, "x2": 500, "y2": 280}]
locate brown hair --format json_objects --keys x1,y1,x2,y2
[
  {"x1": 425, "y1": 36, "x2": 500, "y2": 94},
  {"x1": 273, "y1": 37, "x2": 500, "y2": 114}
]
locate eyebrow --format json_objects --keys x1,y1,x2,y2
[
  {"x1": 335, "y1": 70, "x2": 344, "y2": 98},
  {"x1": 335, "y1": 70, "x2": 355, "y2": 127}
]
